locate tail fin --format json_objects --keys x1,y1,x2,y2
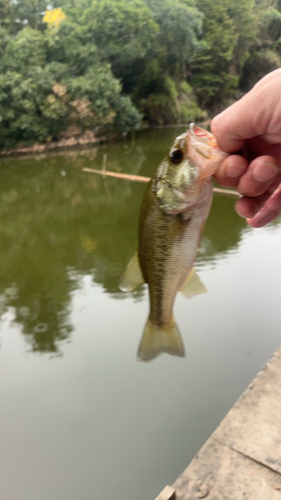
[{"x1": 137, "y1": 317, "x2": 185, "y2": 362}]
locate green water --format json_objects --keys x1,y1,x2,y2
[{"x1": 0, "y1": 128, "x2": 281, "y2": 500}]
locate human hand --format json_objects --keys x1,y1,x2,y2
[{"x1": 211, "y1": 69, "x2": 281, "y2": 227}]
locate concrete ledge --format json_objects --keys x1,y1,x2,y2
[{"x1": 160, "y1": 346, "x2": 281, "y2": 499}]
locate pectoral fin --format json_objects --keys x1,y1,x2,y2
[
  {"x1": 119, "y1": 252, "x2": 145, "y2": 292},
  {"x1": 180, "y1": 267, "x2": 207, "y2": 299}
]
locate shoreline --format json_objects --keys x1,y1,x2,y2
[
  {"x1": 0, "y1": 130, "x2": 108, "y2": 158},
  {"x1": 0, "y1": 120, "x2": 211, "y2": 159}
]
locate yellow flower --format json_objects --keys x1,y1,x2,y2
[{"x1": 43, "y1": 8, "x2": 66, "y2": 27}]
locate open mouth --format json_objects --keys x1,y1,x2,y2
[
  {"x1": 188, "y1": 123, "x2": 228, "y2": 163},
  {"x1": 189, "y1": 123, "x2": 219, "y2": 150},
  {"x1": 187, "y1": 123, "x2": 228, "y2": 178}
]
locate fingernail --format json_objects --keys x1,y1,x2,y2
[
  {"x1": 252, "y1": 162, "x2": 278, "y2": 182},
  {"x1": 235, "y1": 206, "x2": 246, "y2": 218},
  {"x1": 226, "y1": 163, "x2": 246, "y2": 178},
  {"x1": 235, "y1": 201, "x2": 247, "y2": 218}
]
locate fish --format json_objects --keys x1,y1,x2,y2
[{"x1": 119, "y1": 124, "x2": 228, "y2": 362}]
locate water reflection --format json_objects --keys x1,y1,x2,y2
[
  {"x1": 0, "y1": 142, "x2": 148, "y2": 353},
  {"x1": 198, "y1": 193, "x2": 249, "y2": 266},
  {"x1": 0, "y1": 129, "x2": 279, "y2": 355}
]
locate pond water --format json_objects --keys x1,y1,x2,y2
[{"x1": 0, "y1": 128, "x2": 281, "y2": 500}]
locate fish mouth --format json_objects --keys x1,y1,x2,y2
[
  {"x1": 189, "y1": 123, "x2": 219, "y2": 149},
  {"x1": 188, "y1": 123, "x2": 228, "y2": 177}
]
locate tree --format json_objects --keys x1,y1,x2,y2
[
  {"x1": 190, "y1": 0, "x2": 239, "y2": 108},
  {"x1": 145, "y1": 0, "x2": 203, "y2": 75},
  {"x1": 190, "y1": 0, "x2": 257, "y2": 109},
  {"x1": 241, "y1": 0, "x2": 281, "y2": 90},
  {"x1": 12, "y1": 0, "x2": 50, "y2": 31},
  {"x1": 130, "y1": 0, "x2": 205, "y2": 123},
  {"x1": 0, "y1": 11, "x2": 142, "y2": 149}
]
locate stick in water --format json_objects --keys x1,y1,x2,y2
[{"x1": 82, "y1": 168, "x2": 240, "y2": 198}]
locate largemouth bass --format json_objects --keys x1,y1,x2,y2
[{"x1": 119, "y1": 124, "x2": 227, "y2": 362}]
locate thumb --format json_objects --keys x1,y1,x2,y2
[{"x1": 211, "y1": 69, "x2": 281, "y2": 153}]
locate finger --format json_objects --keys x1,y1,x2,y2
[
  {"x1": 213, "y1": 155, "x2": 248, "y2": 188},
  {"x1": 211, "y1": 92, "x2": 266, "y2": 152},
  {"x1": 211, "y1": 111, "x2": 246, "y2": 153},
  {"x1": 247, "y1": 137, "x2": 281, "y2": 165},
  {"x1": 237, "y1": 155, "x2": 279, "y2": 197},
  {"x1": 246, "y1": 183, "x2": 281, "y2": 227},
  {"x1": 211, "y1": 69, "x2": 281, "y2": 152},
  {"x1": 235, "y1": 191, "x2": 271, "y2": 219},
  {"x1": 268, "y1": 172, "x2": 281, "y2": 193}
]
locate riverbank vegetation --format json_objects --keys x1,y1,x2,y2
[{"x1": 0, "y1": 0, "x2": 281, "y2": 150}]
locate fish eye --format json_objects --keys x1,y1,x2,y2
[{"x1": 169, "y1": 148, "x2": 183, "y2": 164}]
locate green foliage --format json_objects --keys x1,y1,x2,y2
[
  {"x1": 189, "y1": 0, "x2": 263, "y2": 108},
  {"x1": 1, "y1": 0, "x2": 281, "y2": 149},
  {"x1": 140, "y1": 77, "x2": 205, "y2": 125},
  {"x1": 258, "y1": 4, "x2": 281, "y2": 43},
  {"x1": 125, "y1": 0, "x2": 204, "y2": 123},
  {"x1": 12, "y1": 0, "x2": 50, "y2": 32},
  {"x1": 190, "y1": 0, "x2": 239, "y2": 108},
  {"x1": 226, "y1": 0, "x2": 256, "y2": 74},
  {"x1": 240, "y1": 0, "x2": 281, "y2": 90},
  {"x1": 145, "y1": 0, "x2": 203, "y2": 70},
  {"x1": 0, "y1": 10, "x2": 143, "y2": 149},
  {"x1": 1, "y1": 27, "x2": 47, "y2": 69},
  {"x1": 241, "y1": 49, "x2": 281, "y2": 90},
  {"x1": 0, "y1": 0, "x2": 14, "y2": 35},
  {"x1": 82, "y1": 0, "x2": 158, "y2": 64}
]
